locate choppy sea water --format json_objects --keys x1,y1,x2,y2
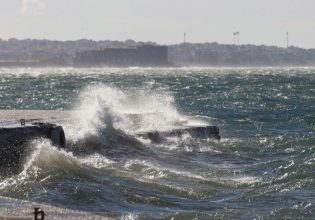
[{"x1": 0, "y1": 67, "x2": 314, "y2": 219}]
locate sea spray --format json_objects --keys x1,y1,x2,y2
[{"x1": 64, "y1": 84, "x2": 200, "y2": 145}]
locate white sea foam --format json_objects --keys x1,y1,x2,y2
[
  {"x1": 63, "y1": 84, "x2": 210, "y2": 147},
  {"x1": 80, "y1": 154, "x2": 114, "y2": 168},
  {"x1": 123, "y1": 159, "x2": 211, "y2": 182},
  {"x1": 231, "y1": 176, "x2": 261, "y2": 185},
  {"x1": 121, "y1": 213, "x2": 139, "y2": 220}
]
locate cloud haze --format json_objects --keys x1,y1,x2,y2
[
  {"x1": 20, "y1": 0, "x2": 46, "y2": 15},
  {"x1": 0, "y1": 0, "x2": 313, "y2": 48}
]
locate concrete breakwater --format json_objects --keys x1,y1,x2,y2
[
  {"x1": 0, "y1": 110, "x2": 220, "y2": 176},
  {"x1": 0, "y1": 121, "x2": 65, "y2": 176},
  {"x1": 137, "y1": 126, "x2": 220, "y2": 142},
  {"x1": 0, "y1": 110, "x2": 69, "y2": 176},
  {"x1": 0, "y1": 110, "x2": 73, "y2": 124}
]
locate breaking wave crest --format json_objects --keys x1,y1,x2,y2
[
  {"x1": 61, "y1": 85, "x2": 213, "y2": 154},
  {"x1": 67, "y1": 84, "x2": 189, "y2": 136},
  {"x1": 0, "y1": 84, "x2": 215, "y2": 196}
]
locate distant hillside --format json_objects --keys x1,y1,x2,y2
[
  {"x1": 0, "y1": 38, "x2": 315, "y2": 67},
  {"x1": 169, "y1": 43, "x2": 315, "y2": 66}
]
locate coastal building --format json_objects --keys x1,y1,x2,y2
[{"x1": 74, "y1": 45, "x2": 169, "y2": 67}]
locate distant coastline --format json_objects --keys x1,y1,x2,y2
[{"x1": 1, "y1": 38, "x2": 315, "y2": 67}]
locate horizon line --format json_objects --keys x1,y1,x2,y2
[{"x1": 1, "y1": 37, "x2": 314, "y2": 50}]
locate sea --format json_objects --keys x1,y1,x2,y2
[{"x1": 0, "y1": 67, "x2": 314, "y2": 219}]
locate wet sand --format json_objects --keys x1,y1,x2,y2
[{"x1": 0, "y1": 196, "x2": 109, "y2": 220}]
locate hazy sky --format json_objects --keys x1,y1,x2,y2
[{"x1": 1, "y1": 0, "x2": 315, "y2": 48}]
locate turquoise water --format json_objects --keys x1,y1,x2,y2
[{"x1": 0, "y1": 67, "x2": 314, "y2": 219}]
